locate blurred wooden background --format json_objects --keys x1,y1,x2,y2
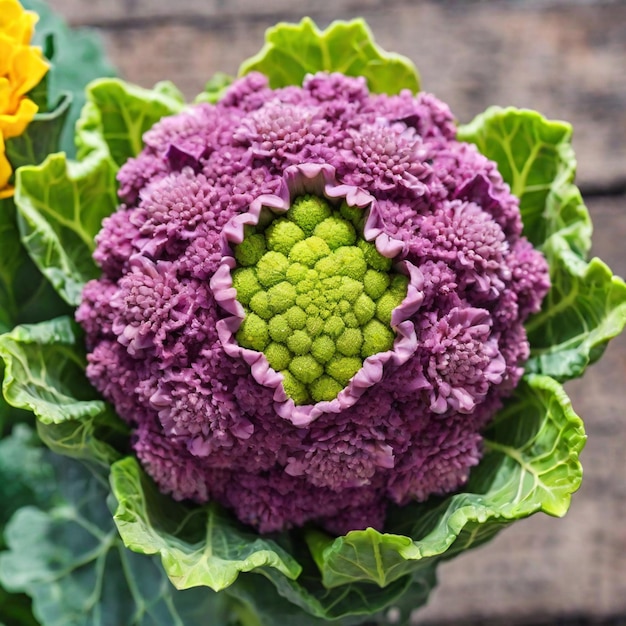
[{"x1": 44, "y1": 0, "x2": 626, "y2": 623}]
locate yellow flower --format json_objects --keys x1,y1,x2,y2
[{"x1": 0, "y1": 0, "x2": 49, "y2": 197}]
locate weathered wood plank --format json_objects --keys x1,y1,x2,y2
[
  {"x1": 44, "y1": 0, "x2": 626, "y2": 191},
  {"x1": 41, "y1": 0, "x2": 623, "y2": 26}
]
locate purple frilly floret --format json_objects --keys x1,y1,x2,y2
[{"x1": 76, "y1": 72, "x2": 550, "y2": 534}]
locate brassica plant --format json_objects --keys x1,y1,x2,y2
[{"x1": 1, "y1": 16, "x2": 625, "y2": 626}]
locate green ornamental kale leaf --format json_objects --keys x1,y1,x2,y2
[
  {"x1": 239, "y1": 18, "x2": 420, "y2": 94},
  {"x1": 0, "y1": 427, "x2": 54, "y2": 626},
  {"x1": 458, "y1": 108, "x2": 626, "y2": 381},
  {"x1": 0, "y1": 442, "x2": 240, "y2": 626}
]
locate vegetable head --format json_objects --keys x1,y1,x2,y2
[
  {"x1": 2, "y1": 16, "x2": 619, "y2": 624},
  {"x1": 76, "y1": 71, "x2": 550, "y2": 533}
]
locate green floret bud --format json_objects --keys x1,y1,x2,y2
[
  {"x1": 339, "y1": 200, "x2": 364, "y2": 227},
  {"x1": 287, "y1": 194, "x2": 332, "y2": 235},
  {"x1": 267, "y1": 281, "x2": 297, "y2": 313},
  {"x1": 289, "y1": 237, "x2": 331, "y2": 267},
  {"x1": 314, "y1": 255, "x2": 337, "y2": 278},
  {"x1": 289, "y1": 355, "x2": 323, "y2": 384},
  {"x1": 256, "y1": 251, "x2": 289, "y2": 287},
  {"x1": 324, "y1": 316, "x2": 345, "y2": 338},
  {"x1": 296, "y1": 277, "x2": 318, "y2": 295},
  {"x1": 353, "y1": 293, "x2": 376, "y2": 325},
  {"x1": 281, "y1": 371, "x2": 310, "y2": 404},
  {"x1": 343, "y1": 312, "x2": 360, "y2": 328},
  {"x1": 248, "y1": 291, "x2": 273, "y2": 320},
  {"x1": 326, "y1": 356, "x2": 362, "y2": 386},
  {"x1": 306, "y1": 303, "x2": 320, "y2": 317},
  {"x1": 323, "y1": 287, "x2": 341, "y2": 304},
  {"x1": 311, "y1": 334, "x2": 335, "y2": 363},
  {"x1": 236, "y1": 313, "x2": 269, "y2": 351},
  {"x1": 265, "y1": 218, "x2": 305, "y2": 256},
  {"x1": 268, "y1": 314, "x2": 291, "y2": 343},
  {"x1": 336, "y1": 328, "x2": 363, "y2": 357},
  {"x1": 310, "y1": 375, "x2": 344, "y2": 402},
  {"x1": 233, "y1": 233, "x2": 266, "y2": 267},
  {"x1": 337, "y1": 299, "x2": 351, "y2": 314},
  {"x1": 313, "y1": 216, "x2": 356, "y2": 250},
  {"x1": 265, "y1": 342, "x2": 291, "y2": 371},
  {"x1": 376, "y1": 289, "x2": 406, "y2": 325},
  {"x1": 363, "y1": 269, "x2": 390, "y2": 300},
  {"x1": 332, "y1": 246, "x2": 367, "y2": 280},
  {"x1": 285, "y1": 306, "x2": 306, "y2": 330},
  {"x1": 287, "y1": 330, "x2": 313, "y2": 355},
  {"x1": 362, "y1": 319, "x2": 395, "y2": 358},
  {"x1": 358, "y1": 240, "x2": 392, "y2": 271},
  {"x1": 390, "y1": 273, "x2": 409, "y2": 294},
  {"x1": 286, "y1": 262, "x2": 309, "y2": 284},
  {"x1": 306, "y1": 316, "x2": 324, "y2": 337},
  {"x1": 323, "y1": 275, "x2": 341, "y2": 289},
  {"x1": 296, "y1": 293, "x2": 312, "y2": 309},
  {"x1": 340, "y1": 276, "x2": 363, "y2": 302},
  {"x1": 231, "y1": 268, "x2": 261, "y2": 305}
]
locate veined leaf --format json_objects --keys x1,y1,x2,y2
[
  {"x1": 457, "y1": 107, "x2": 592, "y2": 256},
  {"x1": 78, "y1": 79, "x2": 185, "y2": 167},
  {"x1": 0, "y1": 197, "x2": 70, "y2": 335},
  {"x1": 0, "y1": 317, "x2": 109, "y2": 426},
  {"x1": 525, "y1": 240, "x2": 626, "y2": 379},
  {"x1": 458, "y1": 107, "x2": 626, "y2": 380},
  {"x1": 110, "y1": 456, "x2": 301, "y2": 592},
  {"x1": 0, "y1": 316, "x2": 126, "y2": 471},
  {"x1": 5, "y1": 94, "x2": 72, "y2": 173},
  {"x1": 15, "y1": 152, "x2": 118, "y2": 306},
  {"x1": 0, "y1": 425, "x2": 56, "y2": 538},
  {"x1": 14, "y1": 78, "x2": 186, "y2": 307},
  {"x1": 0, "y1": 452, "x2": 237, "y2": 626},
  {"x1": 239, "y1": 18, "x2": 420, "y2": 95}
]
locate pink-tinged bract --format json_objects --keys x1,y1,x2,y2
[{"x1": 76, "y1": 72, "x2": 549, "y2": 533}]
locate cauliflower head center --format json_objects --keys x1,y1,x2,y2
[{"x1": 231, "y1": 193, "x2": 408, "y2": 404}]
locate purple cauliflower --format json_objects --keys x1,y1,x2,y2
[{"x1": 76, "y1": 72, "x2": 550, "y2": 534}]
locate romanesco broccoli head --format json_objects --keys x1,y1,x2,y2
[{"x1": 77, "y1": 72, "x2": 549, "y2": 534}]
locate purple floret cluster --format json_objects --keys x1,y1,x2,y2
[{"x1": 77, "y1": 72, "x2": 550, "y2": 534}]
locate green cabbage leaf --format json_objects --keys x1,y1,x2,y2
[{"x1": 239, "y1": 18, "x2": 420, "y2": 95}]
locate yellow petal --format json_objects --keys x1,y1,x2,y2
[
  {"x1": 9, "y1": 45, "x2": 49, "y2": 100},
  {"x1": 0, "y1": 183, "x2": 15, "y2": 199},
  {"x1": 0, "y1": 35, "x2": 15, "y2": 75},
  {"x1": 0, "y1": 1, "x2": 37, "y2": 45},
  {"x1": 0, "y1": 78, "x2": 11, "y2": 113},
  {"x1": 0, "y1": 96, "x2": 38, "y2": 138}
]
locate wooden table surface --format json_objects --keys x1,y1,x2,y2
[{"x1": 43, "y1": 0, "x2": 626, "y2": 623}]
